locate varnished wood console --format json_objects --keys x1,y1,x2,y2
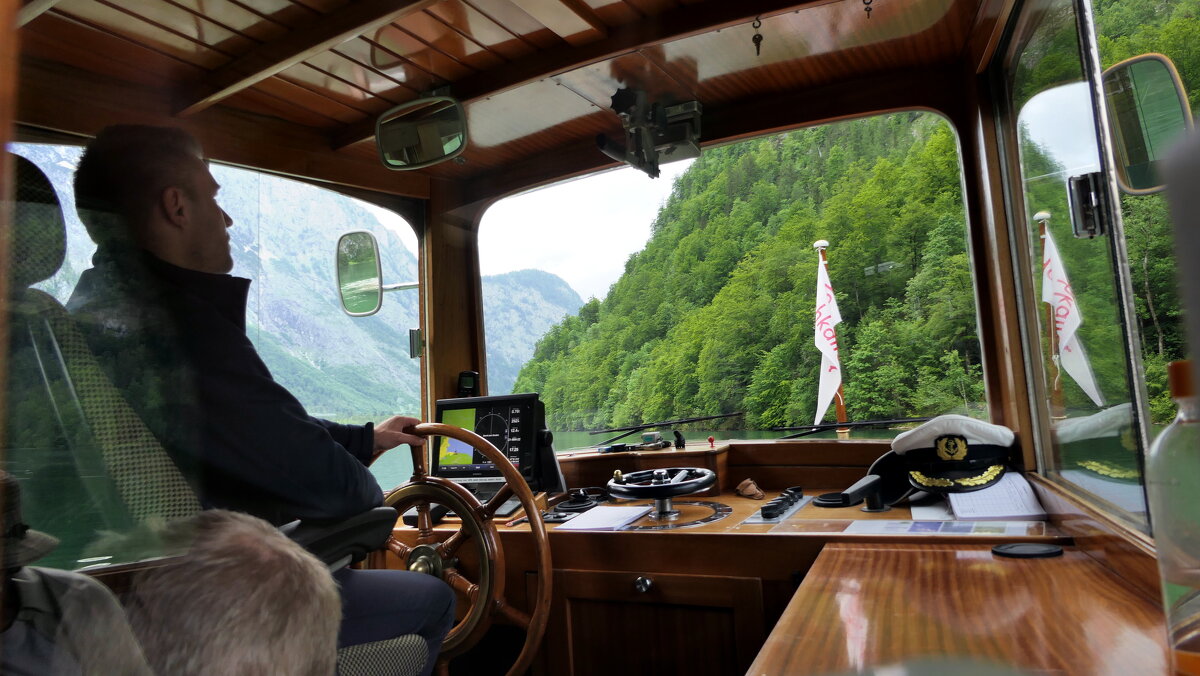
[{"x1": 747, "y1": 543, "x2": 1168, "y2": 675}]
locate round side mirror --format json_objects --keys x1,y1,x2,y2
[
  {"x1": 337, "y1": 231, "x2": 383, "y2": 316},
  {"x1": 1103, "y1": 53, "x2": 1194, "y2": 195}
]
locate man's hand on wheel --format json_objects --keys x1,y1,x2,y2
[{"x1": 372, "y1": 416, "x2": 426, "y2": 462}]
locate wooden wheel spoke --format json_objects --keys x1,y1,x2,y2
[
  {"x1": 415, "y1": 502, "x2": 435, "y2": 540},
  {"x1": 387, "y1": 538, "x2": 412, "y2": 560},
  {"x1": 482, "y1": 484, "x2": 515, "y2": 519},
  {"x1": 494, "y1": 599, "x2": 531, "y2": 629},
  {"x1": 441, "y1": 528, "x2": 471, "y2": 557},
  {"x1": 444, "y1": 568, "x2": 479, "y2": 602}
]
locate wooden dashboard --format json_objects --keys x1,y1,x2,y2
[{"x1": 383, "y1": 440, "x2": 1168, "y2": 676}]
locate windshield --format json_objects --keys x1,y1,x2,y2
[{"x1": 480, "y1": 111, "x2": 985, "y2": 450}]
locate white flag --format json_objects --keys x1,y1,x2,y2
[
  {"x1": 814, "y1": 256, "x2": 843, "y2": 424},
  {"x1": 1041, "y1": 228, "x2": 1105, "y2": 407}
]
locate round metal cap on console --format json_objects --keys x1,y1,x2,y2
[{"x1": 991, "y1": 543, "x2": 1063, "y2": 559}]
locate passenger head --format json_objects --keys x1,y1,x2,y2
[
  {"x1": 125, "y1": 510, "x2": 340, "y2": 676},
  {"x1": 74, "y1": 125, "x2": 234, "y2": 274}
]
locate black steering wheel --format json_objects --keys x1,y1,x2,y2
[{"x1": 607, "y1": 467, "x2": 716, "y2": 500}]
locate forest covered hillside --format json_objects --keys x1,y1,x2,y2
[{"x1": 512, "y1": 0, "x2": 1197, "y2": 431}]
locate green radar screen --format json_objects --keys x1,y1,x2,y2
[{"x1": 437, "y1": 407, "x2": 515, "y2": 466}]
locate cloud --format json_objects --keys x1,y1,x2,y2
[{"x1": 480, "y1": 159, "x2": 695, "y2": 300}]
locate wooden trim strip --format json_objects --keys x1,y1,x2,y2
[
  {"x1": 178, "y1": 0, "x2": 439, "y2": 117},
  {"x1": 1, "y1": 0, "x2": 17, "y2": 469}
]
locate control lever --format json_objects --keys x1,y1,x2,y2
[{"x1": 812, "y1": 474, "x2": 891, "y2": 513}]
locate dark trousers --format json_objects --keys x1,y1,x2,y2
[{"x1": 333, "y1": 568, "x2": 456, "y2": 676}]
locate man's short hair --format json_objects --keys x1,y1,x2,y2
[
  {"x1": 125, "y1": 510, "x2": 341, "y2": 676},
  {"x1": 73, "y1": 125, "x2": 204, "y2": 249}
]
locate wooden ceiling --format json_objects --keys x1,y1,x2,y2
[{"x1": 12, "y1": 0, "x2": 1014, "y2": 203}]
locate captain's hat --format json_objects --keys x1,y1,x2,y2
[{"x1": 892, "y1": 415, "x2": 1014, "y2": 493}]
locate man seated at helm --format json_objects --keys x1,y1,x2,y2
[{"x1": 65, "y1": 125, "x2": 453, "y2": 674}]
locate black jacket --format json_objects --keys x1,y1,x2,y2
[{"x1": 67, "y1": 251, "x2": 382, "y2": 525}]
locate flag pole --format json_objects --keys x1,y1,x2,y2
[
  {"x1": 1036, "y1": 211, "x2": 1066, "y2": 420},
  {"x1": 814, "y1": 240, "x2": 850, "y2": 439}
]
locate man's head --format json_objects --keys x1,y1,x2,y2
[
  {"x1": 74, "y1": 125, "x2": 234, "y2": 274},
  {"x1": 125, "y1": 510, "x2": 340, "y2": 676}
]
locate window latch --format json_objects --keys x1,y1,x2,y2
[{"x1": 1067, "y1": 172, "x2": 1111, "y2": 239}]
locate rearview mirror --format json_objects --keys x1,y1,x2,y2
[
  {"x1": 1103, "y1": 54, "x2": 1193, "y2": 194},
  {"x1": 376, "y1": 96, "x2": 468, "y2": 170},
  {"x1": 337, "y1": 231, "x2": 383, "y2": 316}
]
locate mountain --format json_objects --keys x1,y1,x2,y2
[
  {"x1": 483, "y1": 269, "x2": 583, "y2": 396},
  {"x1": 13, "y1": 144, "x2": 582, "y2": 421}
]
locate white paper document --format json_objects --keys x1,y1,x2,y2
[
  {"x1": 946, "y1": 472, "x2": 1047, "y2": 521},
  {"x1": 909, "y1": 499, "x2": 955, "y2": 521},
  {"x1": 555, "y1": 505, "x2": 653, "y2": 531}
]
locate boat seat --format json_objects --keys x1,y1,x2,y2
[
  {"x1": 5, "y1": 152, "x2": 427, "y2": 675},
  {"x1": 5, "y1": 153, "x2": 201, "y2": 568}
]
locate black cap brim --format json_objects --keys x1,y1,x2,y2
[{"x1": 867, "y1": 450, "x2": 917, "y2": 505}]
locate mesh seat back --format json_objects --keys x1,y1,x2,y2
[
  {"x1": 5, "y1": 153, "x2": 200, "y2": 562},
  {"x1": 336, "y1": 634, "x2": 428, "y2": 676}
]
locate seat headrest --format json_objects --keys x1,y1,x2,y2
[{"x1": 10, "y1": 153, "x2": 67, "y2": 289}]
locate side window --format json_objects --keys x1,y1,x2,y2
[
  {"x1": 4, "y1": 144, "x2": 417, "y2": 568},
  {"x1": 1001, "y1": 0, "x2": 1193, "y2": 525},
  {"x1": 480, "y1": 112, "x2": 985, "y2": 451}
]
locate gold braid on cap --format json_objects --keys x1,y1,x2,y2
[{"x1": 910, "y1": 464, "x2": 1004, "y2": 488}]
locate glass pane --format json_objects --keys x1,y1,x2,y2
[
  {"x1": 4, "y1": 144, "x2": 422, "y2": 567},
  {"x1": 480, "y1": 112, "x2": 984, "y2": 451},
  {"x1": 1094, "y1": 0, "x2": 1196, "y2": 447},
  {"x1": 1006, "y1": 0, "x2": 1148, "y2": 519}
]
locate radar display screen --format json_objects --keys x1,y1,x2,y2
[{"x1": 433, "y1": 394, "x2": 540, "y2": 481}]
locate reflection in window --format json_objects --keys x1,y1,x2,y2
[
  {"x1": 4, "y1": 144, "x2": 420, "y2": 566},
  {"x1": 1006, "y1": 0, "x2": 1152, "y2": 522}
]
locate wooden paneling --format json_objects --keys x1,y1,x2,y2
[
  {"x1": 423, "y1": 179, "x2": 488, "y2": 403},
  {"x1": 749, "y1": 543, "x2": 1168, "y2": 675},
  {"x1": 1029, "y1": 473, "x2": 1160, "y2": 603},
  {"x1": 177, "y1": 0, "x2": 437, "y2": 115},
  {"x1": 557, "y1": 446, "x2": 726, "y2": 495},
  {"x1": 542, "y1": 569, "x2": 764, "y2": 675},
  {"x1": 17, "y1": 0, "x2": 59, "y2": 26},
  {"x1": 16, "y1": 57, "x2": 430, "y2": 198},
  {"x1": 425, "y1": 2, "x2": 537, "y2": 62},
  {"x1": 332, "y1": 0, "x2": 842, "y2": 148},
  {"x1": 51, "y1": 0, "x2": 235, "y2": 69},
  {"x1": 334, "y1": 36, "x2": 442, "y2": 93}
]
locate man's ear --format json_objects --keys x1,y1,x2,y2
[{"x1": 160, "y1": 186, "x2": 189, "y2": 229}]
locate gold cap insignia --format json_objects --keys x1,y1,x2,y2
[{"x1": 935, "y1": 435, "x2": 968, "y2": 461}]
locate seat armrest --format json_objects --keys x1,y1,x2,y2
[{"x1": 280, "y1": 506, "x2": 398, "y2": 569}]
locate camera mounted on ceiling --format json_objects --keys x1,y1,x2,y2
[{"x1": 596, "y1": 88, "x2": 702, "y2": 178}]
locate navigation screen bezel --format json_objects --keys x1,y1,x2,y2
[{"x1": 432, "y1": 393, "x2": 544, "y2": 487}]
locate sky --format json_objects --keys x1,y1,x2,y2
[
  {"x1": 478, "y1": 160, "x2": 695, "y2": 301},
  {"x1": 1018, "y1": 82, "x2": 1103, "y2": 178}
]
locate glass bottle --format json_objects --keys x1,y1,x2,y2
[{"x1": 1147, "y1": 360, "x2": 1200, "y2": 674}]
